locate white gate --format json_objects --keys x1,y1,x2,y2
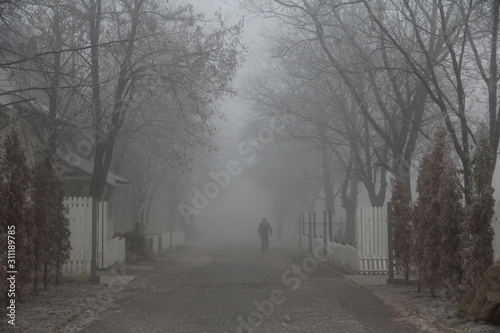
[
  {"x1": 62, "y1": 197, "x2": 125, "y2": 275},
  {"x1": 357, "y1": 206, "x2": 389, "y2": 274},
  {"x1": 63, "y1": 197, "x2": 92, "y2": 274}
]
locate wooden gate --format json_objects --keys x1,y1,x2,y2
[
  {"x1": 357, "y1": 205, "x2": 389, "y2": 274},
  {"x1": 62, "y1": 197, "x2": 125, "y2": 275}
]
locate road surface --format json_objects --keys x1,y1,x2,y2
[{"x1": 79, "y1": 241, "x2": 425, "y2": 333}]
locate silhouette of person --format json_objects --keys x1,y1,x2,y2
[{"x1": 258, "y1": 218, "x2": 273, "y2": 252}]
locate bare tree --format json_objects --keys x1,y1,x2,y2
[
  {"x1": 363, "y1": 0, "x2": 500, "y2": 204},
  {"x1": 247, "y1": 2, "x2": 428, "y2": 169},
  {"x1": 112, "y1": 89, "x2": 216, "y2": 232},
  {"x1": 81, "y1": 0, "x2": 245, "y2": 202},
  {"x1": 241, "y1": 16, "x2": 390, "y2": 244}
]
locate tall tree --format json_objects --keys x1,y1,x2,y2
[
  {"x1": 460, "y1": 131, "x2": 495, "y2": 290},
  {"x1": 30, "y1": 158, "x2": 50, "y2": 293},
  {"x1": 390, "y1": 160, "x2": 413, "y2": 284},
  {"x1": 242, "y1": 49, "x2": 387, "y2": 244},
  {"x1": 245, "y1": 0, "x2": 431, "y2": 199},
  {"x1": 364, "y1": 0, "x2": 500, "y2": 204},
  {"x1": 412, "y1": 126, "x2": 455, "y2": 296},
  {"x1": 438, "y1": 131, "x2": 463, "y2": 299},
  {"x1": 44, "y1": 170, "x2": 70, "y2": 286},
  {"x1": 0, "y1": 123, "x2": 33, "y2": 299},
  {"x1": 85, "y1": 0, "x2": 245, "y2": 201}
]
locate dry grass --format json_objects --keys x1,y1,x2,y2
[{"x1": 370, "y1": 283, "x2": 499, "y2": 333}]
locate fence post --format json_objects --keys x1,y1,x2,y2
[
  {"x1": 341, "y1": 216, "x2": 344, "y2": 243},
  {"x1": 313, "y1": 212, "x2": 316, "y2": 237},
  {"x1": 328, "y1": 209, "x2": 333, "y2": 242},
  {"x1": 323, "y1": 210, "x2": 327, "y2": 256},
  {"x1": 302, "y1": 213, "x2": 305, "y2": 236},
  {"x1": 387, "y1": 202, "x2": 394, "y2": 284},
  {"x1": 308, "y1": 213, "x2": 313, "y2": 254},
  {"x1": 298, "y1": 215, "x2": 302, "y2": 249}
]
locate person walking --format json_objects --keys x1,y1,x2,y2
[{"x1": 258, "y1": 218, "x2": 273, "y2": 252}]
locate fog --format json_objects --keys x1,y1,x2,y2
[
  {"x1": 3, "y1": 1, "x2": 500, "y2": 330},
  {"x1": 141, "y1": 1, "x2": 500, "y2": 247},
  {"x1": 194, "y1": 176, "x2": 272, "y2": 242}
]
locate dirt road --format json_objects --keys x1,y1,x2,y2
[{"x1": 78, "y1": 241, "x2": 426, "y2": 333}]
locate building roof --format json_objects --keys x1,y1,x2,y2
[{"x1": 59, "y1": 150, "x2": 130, "y2": 186}]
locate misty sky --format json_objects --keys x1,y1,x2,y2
[
  {"x1": 174, "y1": 0, "x2": 500, "y2": 239},
  {"x1": 174, "y1": 0, "x2": 276, "y2": 241}
]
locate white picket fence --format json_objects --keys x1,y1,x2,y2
[
  {"x1": 300, "y1": 235, "x2": 359, "y2": 273},
  {"x1": 325, "y1": 238, "x2": 358, "y2": 272},
  {"x1": 299, "y1": 206, "x2": 389, "y2": 274},
  {"x1": 62, "y1": 197, "x2": 125, "y2": 275},
  {"x1": 146, "y1": 231, "x2": 186, "y2": 253},
  {"x1": 301, "y1": 203, "x2": 500, "y2": 275}
]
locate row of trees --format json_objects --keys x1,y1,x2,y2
[
  {"x1": 240, "y1": 0, "x2": 498, "y2": 291},
  {"x1": 0, "y1": 0, "x2": 245, "y2": 233},
  {"x1": 0, "y1": 123, "x2": 70, "y2": 301},
  {"x1": 396, "y1": 127, "x2": 494, "y2": 297}
]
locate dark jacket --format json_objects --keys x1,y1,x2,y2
[{"x1": 258, "y1": 221, "x2": 273, "y2": 239}]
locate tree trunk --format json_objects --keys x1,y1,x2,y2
[
  {"x1": 47, "y1": 0, "x2": 62, "y2": 158},
  {"x1": 143, "y1": 179, "x2": 161, "y2": 232},
  {"x1": 89, "y1": 0, "x2": 143, "y2": 200},
  {"x1": 489, "y1": 1, "x2": 499, "y2": 165},
  {"x1": 33, "y1": 248, "x2": 39, "y2": 295},
  {"x1": 343, "y1": 193, "x2": 358, "y2": 246},
  {"x1": 342, "y1": 171, "x2": 359, "y2": 246},
  {"x1": 88, "y1": 0, "x2": 103, "y2": 199},
  {"x1": 43, "y1": 261, "x2": 48, "y2": 290},
  {"x1": 320, "y1": 144, "x2": 336, "y2": 213}
]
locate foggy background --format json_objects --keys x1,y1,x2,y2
[
  {"x1": 144, "y1": 0, "x2": 280, "y2": 242},
  {"x1": 139, "y1": 0, "x2": 500, "y2": 244}
]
